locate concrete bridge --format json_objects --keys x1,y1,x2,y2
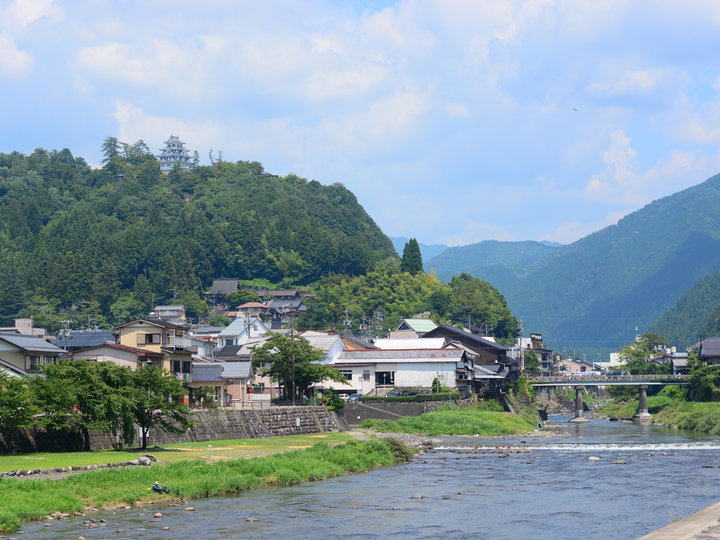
[{"x1": 529, "y1": 374, "x2": 689, "y2": 423}]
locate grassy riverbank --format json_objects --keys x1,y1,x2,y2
[
  {"x1": 0, "y1": 437, "x2": 415, "y2": 533},
  {"x1": 597, "y1": 387, "x2": 720, "y2": 434},
  {"x1": 361, "y1": 402, "x2": 538, "y2": 436},
  {"x1": 0, "y1": 432, "x2": 354, "y2": 472}
]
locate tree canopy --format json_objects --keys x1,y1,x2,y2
[
  {"x1": 251, "y1": 333, "x2": 345, "y2": 402},
  {"x1": 401, "y1": 238, "x2": 423, "y2": 275}
]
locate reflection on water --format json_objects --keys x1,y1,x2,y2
[{"x1": 20, "y1": 417, "x2": 720, "y2": 540}]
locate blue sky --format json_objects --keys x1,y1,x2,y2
[{"x1": 3, "y1": 0, "x2": 720, "y2": 247}]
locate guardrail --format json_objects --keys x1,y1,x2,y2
[{"x1": 529, "y1": 374, "x2": 688, "y2": 385}]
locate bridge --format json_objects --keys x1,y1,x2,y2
[{"x1": 528, "y1": 374, "x2": 689, "y2": 423}]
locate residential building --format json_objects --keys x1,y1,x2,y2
[
  {"x1": 330, "y1": 347, "x2": 466, "y2": 396},
  {"x1": 389, "y1": 318, "x2": 438, "y2": 338},
  {"x1": 115, "y1": 319, "x2": 193, "y2": 383},
  {"x1": 422, "y1": 324, "x2": 516, "y2": 373},
  {"x1": 151, "y1": 305, "x2": 186, "y2": 324},
  {"x1": 697, "y1": 337, "x2": 720, "y2": 365},
  {"x1": 205, "y1": 278, "x2": 239, "y2": 306},
  {"x1": 0, "y1": 333, "x2": 65, "y2": 374},
  {"x1": 190, "y1": 362, "x2": 229, "y2": 406},
  {"x1": 52, "y1": 330, "x2": 115, "y2": 352},
  {"x1": 218, "y1": 316, "x2": 270, "y2": 348},
  {"x1": 69, "y1": 343, "x2": 163, "y2": 370}
]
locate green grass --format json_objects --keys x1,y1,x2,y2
[
  {"x1": 0, "y1": 437, "x2": 415, "y2": 533},
  {"x1": 0, "y1": 432, "x2": 354, "y2": 472},
  {"x1": 360, "y1": 403, "x2": 537, "y2": 436}
]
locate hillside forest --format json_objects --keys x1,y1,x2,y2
[{"x1": 0, "y1": 141, "x2": 517, "y2": 341}]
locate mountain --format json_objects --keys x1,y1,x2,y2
[
  {"x1": 389, "y1": 236, "x2": 449, "y2": 262},
  {"x1": 498, "y1": 173, "x2": 720, "y2": 359},
  {"x1": 650, "y1": 271, "x2": 720, "y2": 348},
  {"x1": 0, "y1": 148, "x2": 397, "y2": 328},
  {"x1": 425, "y1": 240, "x2": 560, "y2": 291}
]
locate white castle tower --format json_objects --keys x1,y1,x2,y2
[{"x1": 157, "y1": 135, "x2": 192, "y2": 171}]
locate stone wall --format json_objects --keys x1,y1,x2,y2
[
  {"x1": 0, "y1": 407, "x2": 341, "y2": 454},
  {"x1": 339, "y1": 401, "x2": 449, "y2": 425}
]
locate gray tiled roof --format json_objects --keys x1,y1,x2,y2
[
  {"x1": 221, "y1": 362, "x2": 251, "y2": 379},
  {"x1": 53, "y1": 331, "x2": 115, "y2": 350},
  {"x1": 700, "y1": 337, "x2": 720, "y2": 357},
  {"x1": 0, "y1": 333, "x2": 65, "y2": 353},
  {"x1": 191, "y1": 362, "x2": 227, "y2": 383}
]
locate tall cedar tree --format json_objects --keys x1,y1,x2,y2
[{"x1": 401, "y1": 238, "x2": 423, "y2": 275}]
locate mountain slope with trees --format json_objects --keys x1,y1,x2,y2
[
  {"x1": 425, "y1": 240, "x2": 559, "y2": 289},
  {"x1": 0, "y1": 144, "x2": 397, "y2": 329},
  {"x1": 500, "y1": 174, "x2": 720, "y2": 358},
  {"x1": 650, "y1": 271, "x2": 720, "y2": 347}
]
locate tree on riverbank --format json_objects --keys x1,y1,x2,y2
[{"x1": 251, "y1": 333, "x2": 345, "y2": 402}]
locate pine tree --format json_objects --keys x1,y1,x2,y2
[{"x1": 401, "y1": 238, "x2": 423, "y2": 275}]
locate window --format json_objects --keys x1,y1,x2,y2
[
  {"x1": 182, "y1": 361, "x2": 191, "y2": 374},
  {"x1": 363, "y1": 370, "x2": 371, "y2": 381},
  {"x1": 143, "y1": 333, "x2": 161, "y2": 344},
  {"x1": 375, "y1": 371, "x2": 395, "y2": 386},
  {"x1": 339, "y1": 369, "x2": 353, "y2": 381},
  {"x1": 171, "y1": 360, "x2": 190, "y2": 374},
  {"x1": 30, "y1": 355, "x2": 41, "y2": 371}
]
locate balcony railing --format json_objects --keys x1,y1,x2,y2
[{"x1": 163, "y1": 336, "x2": 193, "y2": 350}]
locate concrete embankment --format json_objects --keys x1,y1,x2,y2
[{"x1": 639, "y1": 501, "x2": 720, "y2": 539}]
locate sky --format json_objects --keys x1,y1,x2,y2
[{"x1": 3, "y1": 0, "x2": 720, "y2": 247}]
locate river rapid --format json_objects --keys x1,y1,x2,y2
[{"x1": 20, "y1": 417, "x2": 720, "y2": 539}]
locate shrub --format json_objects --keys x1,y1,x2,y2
[{"x1": 381, "y1": 437, "x2": 416, "y2": 463}]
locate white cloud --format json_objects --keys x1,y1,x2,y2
[
  {"x1": 587, "y1": 68, "x2": 667, "y2": 97},
  {"x1": 586, "y1": 129, "x2": 715, "y2": 207},
  {"x1": 0, "y1": 34, "x2": 33, "y2": 78},
  {"x1": 1, "y1": 0, "x2": 62, "y2": 32}
]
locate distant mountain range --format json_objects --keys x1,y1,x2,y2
[
  {"x1": 424, "y1": 174, "x2": 720, "y2": 360},
  {"x1": 389, "y1": 237, "x2": 449, "y2": 262}
]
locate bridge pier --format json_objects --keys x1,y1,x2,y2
[
  {"x1": 569, "y1": 385, "x2": 589, "y2": 423},
  {"x1": 633, "y1": 384, "x2": 652, "y2": 423}
]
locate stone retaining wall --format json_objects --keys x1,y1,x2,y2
[
  {"x1": 0, "y1": 407, "x2": 341, "y2": 454},
  {"x1": 339, "y1": 401, "x2": 449, "y2": 425}
]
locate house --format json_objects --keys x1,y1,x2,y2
[
  {"x1": 0, "y1": 357, "x2": 28, "y2": 377},
  {"x1": 422, "y1": 324, "x2": 515, "y2": 373},
  {"x1": 219, "y1": 361, "x2": 255, "y2": 407},
  {"x1": 218, "y1": 316, "x2": 270, "y2": 348},
  {"x1": 0, "y1": 333, "x2": 65, "y2": 374},
  {"x1": 52, "y1": 330, "x2": 116, "y2": 352},
  {"x1": 205, "y1": 278, "x2": 239, "y2": 306},
  {"x1": 329, "y1": 347, "x2": 466, "y2": 396},
  {"x1": 697, "y1": 337, "x2": 720, "y2": 365},
  {"x1": 69, "y1": 343, "x2": 164, "y2": 370},
  {"x1": 523, "y1": 333, "x2": 557, "y2": 376},
  {"x1": 115, "y1": 319, "x2": 193, "y2": 383},
  {"x1": 389, "y1": 319, "x2": 438, "y2": 339},
  {"x1": 229, "y1": 302, "x2": 268, "y2": 320},
  {"x1": 299, "y1": 331, "x2": 346, "y2": 364},
  {"x1": 190, "y1": 362, "x2": 229, "y2": 406},
  {"x1": 559, "y1": 358, "x2": 599, "y2": 374},
  {"x1": 151, "y1": 305, "x2": 186, "y2": 324}
]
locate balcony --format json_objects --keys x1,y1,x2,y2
[{"x1": 162, "y1": 336, "x2": 193, "y2": 350}]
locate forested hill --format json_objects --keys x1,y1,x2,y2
[
  {"x1": 424, "y1": 240, "x2": 560, "y2": 288},
  {"x1": 0, "y1": 148, "x2": 396, "y2": 328},
  {"x1": 650, "y1": 271, "x2": 720, "y2": 348},
  {"x1": 501, "y1": 173, "x2": 720, "y2": 359}
]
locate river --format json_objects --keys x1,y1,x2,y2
[{"x1": 20, "y1": 417, "x2": 720, "y2": 539}]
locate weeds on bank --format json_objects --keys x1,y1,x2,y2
[
  {"x1": 0, "y1": 438, "x2": 415, "y2": 534},
  {"x1": 361, "y1": 403, "x2": 537, "y2": 436}
]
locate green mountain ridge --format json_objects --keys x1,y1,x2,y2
[
  {"x1": 427, "y1": 173, "x2": 720, "y2": 359},
  {"x1": 0, "y1": 148, "x2": 397, "y2": 328}
]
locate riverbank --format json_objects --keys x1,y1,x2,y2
[
  {"x1": 0, "y1": 437, "x2": 416, "y2": 534},
  {"x1": 640, "y1": 500, "x2": 720, "y2": 539}
]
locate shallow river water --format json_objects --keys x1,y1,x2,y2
[{"x1": 20, "y1": 417, "x2": 720, "y2": 539}]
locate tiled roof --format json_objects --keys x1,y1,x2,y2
[
  {"x1": 115, "y1": 319, "x2": 187, "y2": 330},
  {"x1": 0, "y1": 333, "x2": 65, "y2": 353},
  {"x1": 700, "y1": 337, "x2": 720, "y2": 357},
  {"x1": 423, "y1": 325, "x2": 509, "y2": 351},
  {"x1": 374, "y1": 338, "x2": 446, "y2": 350},
  {"x1": 208, "y1": 279, "x2": 239, "y2": 295},
  {"x1": 70, "y1": 343, "x2": 163, "y2": 358},
  {"x1": 191, "y1": 362, "x2": 227, "y2": 383},
  {"x1": 52, "y1": 331, "x2": 115, "y2": 350},
  {"x1": 221, "y1": 362, "x2": 251, "y2": 379}
]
